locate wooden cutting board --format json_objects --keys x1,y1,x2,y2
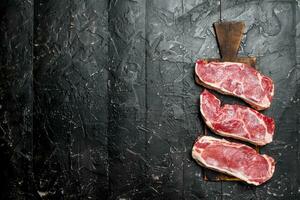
[{"x1": 196, "y1": 21, "x2": 259, "y2": 182}]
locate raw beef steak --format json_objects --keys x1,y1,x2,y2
[
  {"x1": 195, "y1": 60, "x2": 274, "y2": 110},
  {"x1": 192, "y1": 136, "x2": 275, "y2": 186},
  {"x1": 200, "y1": 90, "x2": 275, "y2": 146}
]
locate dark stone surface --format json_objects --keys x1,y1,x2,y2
[
  {"x1": 34, "y1": 0, "x2": 109, "y2": 199},
  {"x1": 0, "y1": 0, "x2": 299, "y2": 199},
  {"x1": 0, "y1": 0, "x2": 34, "y2": 199}
]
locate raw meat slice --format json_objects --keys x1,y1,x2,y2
[
  {"x1": 195, "y1": 60, "x2": 274, "y2": 110},
  {"x1": 200, "y1": 89, "x2": 275, "y2": 146},
  {"x1": 192, "y1": 136, "x2": 275, "y2": 186}
]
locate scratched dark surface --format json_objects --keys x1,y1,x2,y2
[{"x1": 0, "y1": 0, "x2": 299, "y2": 199}]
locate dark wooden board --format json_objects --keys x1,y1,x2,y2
[
  {"x1": 0, "y1": 0, "x2": 299, "y2": 199},
  {"x1": 195, "y1": 21, "x2": 261, "y2": 182}
]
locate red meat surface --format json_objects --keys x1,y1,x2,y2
[
  {"x1": 195, "y1": 60, "x2": 274, "y2": 110},
  {"x1": 192, "y1": 136, "x2": 275, "y2": 186},
  {"x1": 200, "y1": 90, "x2": 275, "y2": 146}
]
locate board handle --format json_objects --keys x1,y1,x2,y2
[{"x1": 213, "y1": 21, "x2": 245, "y2": 61}]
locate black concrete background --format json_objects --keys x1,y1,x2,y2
[{"x1": 0, "y1": 0, "x2": 299, "y2": 199}]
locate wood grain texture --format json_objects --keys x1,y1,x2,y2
[{"x1": 214, "y1": 21, "x2": 245, "y2": 60}]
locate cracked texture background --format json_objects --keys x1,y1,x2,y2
[{"x1": 0, "y1": 0, "x2": 299, "y2": 199}]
